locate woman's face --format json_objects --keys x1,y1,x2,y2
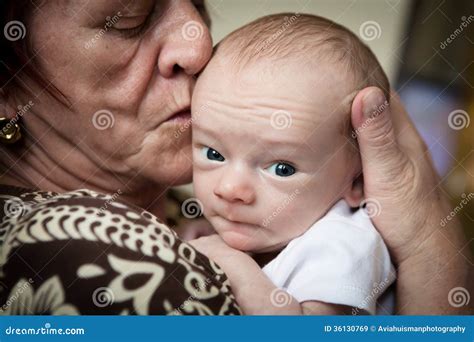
[{"x1": 21, "y1": 0, "x2": 212, "y2": 188}]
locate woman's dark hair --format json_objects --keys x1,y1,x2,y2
[{"x1": 1, "y1": 1, "x2": 41, "y2": 96}]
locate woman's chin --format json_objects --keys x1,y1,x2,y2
[
  {"x1": 135, "y1": 145, "x2": 193, "y2": 186},
  {"x1": 142, "y1": 161, "x2": 192, "y2": 186}
]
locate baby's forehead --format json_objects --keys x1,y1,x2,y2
[
  {"x1": 197, "y1": 53, "x2": 354, "y2": 122},
  {"x1": 194, "y1": 62, "x2": 355, "y2": 150}
]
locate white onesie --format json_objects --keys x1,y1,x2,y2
[{"x1": 262, "y1": 199, "x2": 396, "y2": 314}]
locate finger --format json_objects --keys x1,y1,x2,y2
[
  {"x1": 351, "y1": 87, "x2": 404, "y2": 169},
  {"x1": 182, "y1": 230, "x2": 198, "y2": 241}
]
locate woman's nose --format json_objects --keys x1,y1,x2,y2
[
  {"x1": 214, "y1": 174, "x2": 256, "y2": 205},
  {"x1": 157, "y1": 14, "x2": 212, "y2": 78}
]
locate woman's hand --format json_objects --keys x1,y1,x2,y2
[
  {"x1": 174, "y1": 218, "x2": 216, "y2": 241},
  {"x1": 189, "y1": 234, "x2": 300, "y2": 315},
  {"x1": 351, "y1": 87, "x2": 472, "y2": 314},
  {"x1": 189, "y1": 234, "x2": 247, "y2": 265}
]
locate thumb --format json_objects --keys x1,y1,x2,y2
[{"x1": 351, "y1": 87, "x2": 403, "y2": 174}]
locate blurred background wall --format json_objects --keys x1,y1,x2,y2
[
  {"x1": 207, "y1": 0, "x2": 411, "y2": 81},
  {"x1": 205, "y1": 0, "x2": 474, "y2": 255}
]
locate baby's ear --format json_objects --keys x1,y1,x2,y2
[{"x1": 343, "y1": 173, "x2": 364, "y2": 208}]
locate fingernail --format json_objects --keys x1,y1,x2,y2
[{"x1": 362, "y1": 88, "x2": 387, "y2": 119}]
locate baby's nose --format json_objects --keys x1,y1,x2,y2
[{"x1": 214, "y1": 182, "x2": 255, "y2": 205}]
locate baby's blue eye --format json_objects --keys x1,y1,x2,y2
[
  {"x1": 267, "y1": 162, "x2": 296, "y2": 177},
  {"x1": 202, "y1": 147, "x2": 225, "y2": 162}
]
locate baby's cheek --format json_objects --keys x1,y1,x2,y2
[
  {"x1": 193, "y1": 172, "x2": 212, "y2": 210},
  {"x1": 285, "y1": 198, "x2": 321, "y2": 233}
]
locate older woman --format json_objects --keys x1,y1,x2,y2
[{"x1": 0, "y1": 0, "x2": 471, "y2": 315}]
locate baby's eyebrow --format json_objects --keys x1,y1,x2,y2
[
  {"x1": 257, "y1": 135, "x2": 307, "y2": 149},
  {"x1": 194, "y1": 120, "x2": 306, "y2": 149},
  {"x1": 192, "y1": 122, "x2": 221, "y2": 138}
]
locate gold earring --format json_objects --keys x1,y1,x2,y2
[{"x1": 0, "y1": 117, "x2": 22, "y2": 144}]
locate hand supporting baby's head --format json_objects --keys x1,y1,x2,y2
[{"x1": 191, "y1": 13, "x2": 390, "y2": 253}]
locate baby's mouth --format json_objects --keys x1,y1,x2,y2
[
  {"x1": 214, "y1": 212, "x2": 259, "y2": 230},
  {"x1": 214, "y1": 209, "x2": 242, "y2": 224}
]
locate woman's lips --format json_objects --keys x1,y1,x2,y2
[{"x1": 165, "y1": 110, "x2": 191, "y2": 123}]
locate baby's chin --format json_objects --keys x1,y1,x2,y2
[
  {"x1": 207, "y1": 216, "x2": 286, "y2": 252},
  {"x1": 219, "y1": 230, "x2": 267, "y2": 252},
  {"x1": 218, "y1": 230, "x2": 286, "y2": 254}
]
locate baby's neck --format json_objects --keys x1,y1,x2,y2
[{"x1": 252, "y1": 250, "x2": 281, "y2": 268}]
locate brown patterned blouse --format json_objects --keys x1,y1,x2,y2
[{"x1": 0, "y1": 185, "x2": 241, "y2": 315}]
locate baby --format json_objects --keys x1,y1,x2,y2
[{"x1": 190, "y1": 13, "x2": 396, "y2": 315}]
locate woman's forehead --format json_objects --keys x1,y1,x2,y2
[{"x1": 44, "y1": 0, "x2": 153, "y2": 16}]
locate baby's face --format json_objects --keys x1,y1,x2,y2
[{"x1": 192, "y1": 57, "x2": 359, "y2": 253}]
